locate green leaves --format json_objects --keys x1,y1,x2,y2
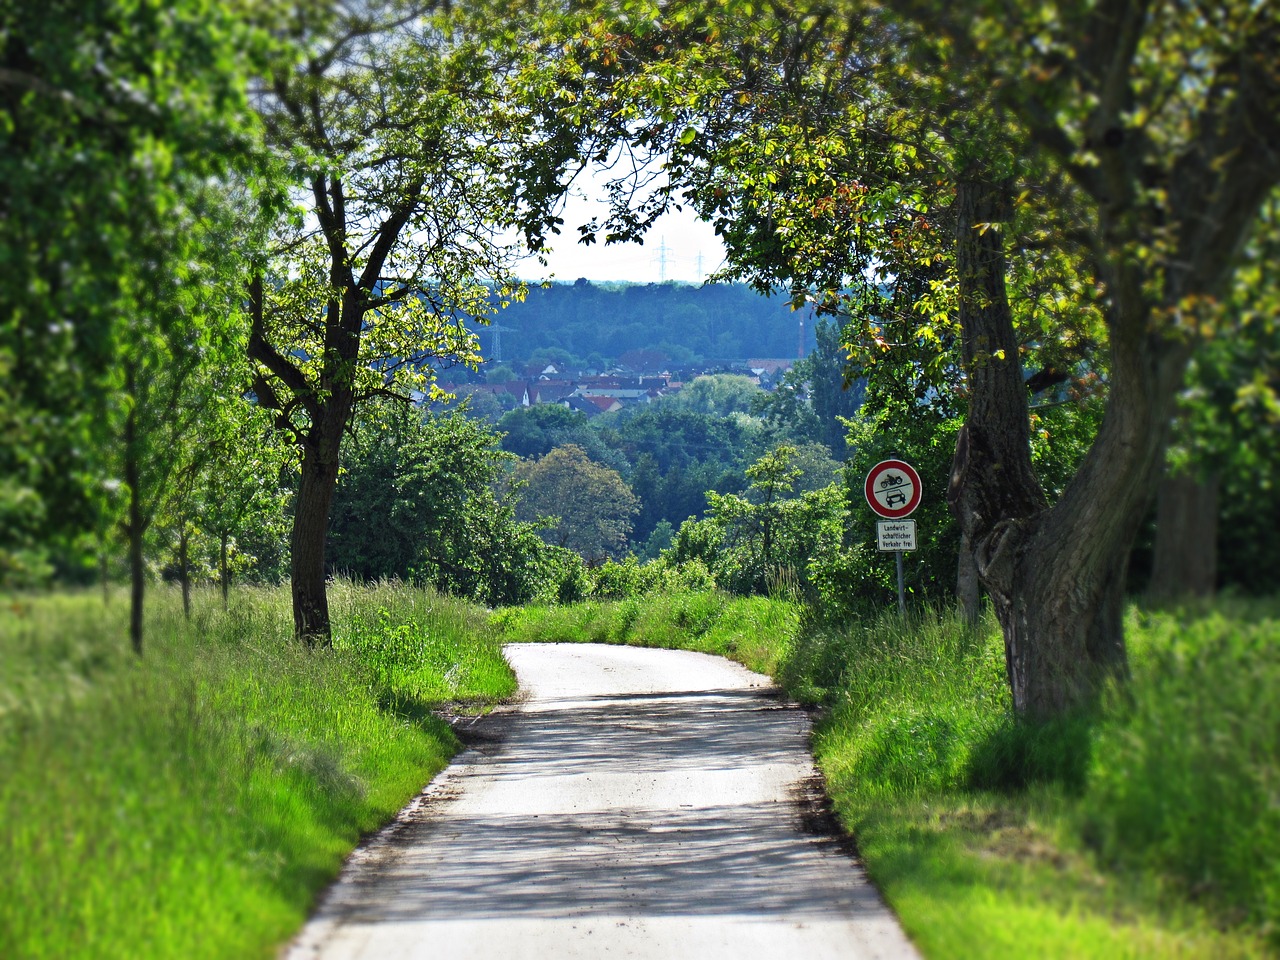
[
  {"x1": 514, "y1": 443, "x2": 641, "y2": 563},
  {"x1": 1, "y1": 0, "x2": 272, "y2": 586}
]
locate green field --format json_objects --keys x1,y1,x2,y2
[{"x1": 0, "y1": 581, "x2": 515, "y2": 959}]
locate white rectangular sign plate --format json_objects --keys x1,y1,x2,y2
[{"x1": 877, "y1": 520, "x2": 917, "y2": 552}]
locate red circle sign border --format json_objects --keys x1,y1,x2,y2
[{"x1": 864, "y1": 459, "x2": 922, "y2": 519}]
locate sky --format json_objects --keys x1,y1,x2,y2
[{"x1": 512, "y1": 168, "x2": 729, "y2": 285}]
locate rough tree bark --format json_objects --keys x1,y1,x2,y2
[
  {"x1": 955, "y1": 530, "x2": 981, "y2": 627},
  {"x1": 289, "y1": 421, "x2": 346, "y2": 642}
]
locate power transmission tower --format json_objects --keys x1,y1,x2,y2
[{"x1": 488, "y1": 324, "x2": 513, "y2": 363}]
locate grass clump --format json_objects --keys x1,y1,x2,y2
[
  {"x1": 0, "y1": 581, "x2": 514, "y2": 960},
  {"x1": 1085, "y1": 604, "x2": 1280, "y2": 928},
  {"x1": 493, "y1": 588, "x2": 798, "y2": 676},
  {"x1": 331, "y1": 579, "x2": 515, "y2": 706}
]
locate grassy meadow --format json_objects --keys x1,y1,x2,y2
[
  {"x1": 0, "y1": 581, "x2": 515, "y2": 959},
  {"x1": 5, "y1": 577, "x2": 1275, "y2": 959},
  {"x1": 497, "y1": 593, "x2": 1280, "y2": 957}
]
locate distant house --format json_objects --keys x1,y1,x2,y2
[
  {"x1": 563, "y1": 395, "x2": 622, "y2": 417},
  {"x1": 747, "y1": 359, "x2": 796, "y2": 376},
  {"x1": 617, "y1": 348, "x2": 671, "y2": 375},
  {"x1": 448, "y1": 380, "x2": 531, "y2": 407},
  {"x1": 492, "y1": 380, "x2": 532, "y2": 406},
  {"x1": 747, "y1": 359, "x2": 797, "y2": 390},
  {"x1": 527, "y1": 380, "x2": 577, "y2": 405}
]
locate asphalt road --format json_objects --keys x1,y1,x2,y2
[{"x1": 285, "y1": 643, "x2": 920, "y2": 959}]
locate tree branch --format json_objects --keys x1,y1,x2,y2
[
  {"x1": 358, "y1": 178, "x2": 425, "y2": 291},
  {"x1": 246, "y1": 274, "x2": 319, "y2": 421}
]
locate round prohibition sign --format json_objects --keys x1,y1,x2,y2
[{"x1": 865, "y1": 459, "x2": 922, "y2": 519}]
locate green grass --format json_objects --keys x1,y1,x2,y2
[
  {"x1": 492, "y1": 588, "x2": 799, "y2": 676},
  {"x1": 812, "y1": 603, "x2": 1275, "y2": 957},
  {"x1": 0, "y1": 581, "x2": 515, "y2": 960},
  {"x1": 496, "y1": 591, "x2": 1278, "y2": 957}
]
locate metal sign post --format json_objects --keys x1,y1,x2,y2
[
  {"x1": 896, "y1": 550, "x2": 905, "y2": 616},
  {"x1": 865, "y1": 460, "x2": 923, "y2": 616}
]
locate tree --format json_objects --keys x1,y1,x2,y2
[
  {"x1": 0, "y1": 0, "x2": 267, "y2": 599},
  {"x1": 755, "y1": 316, "x2": 866, "y2": 453},
  {"x1": 568, "y1": 0, "x2": 1280, "y2": 717},
  {"x1": 194, "y1": 393, "x2": 294, "y2": 608},
  {"x1": 668, "y1": 374, "x2": 764, "y2": 417},
  {"x1": 329, "y1": 401, "x2": 550, "y2": 605},
  {"x1": 247, "y1": 1, "x2": 567, "y2": 642},
  {"x1": 669, "y1": 444, "x2": 847, "y2": 597},
  {"x1": 514, "y1": 444, "x2": 640, "y2": 563},
  {"x1": 905, "y1": 1, "x2": 1280, "y2": 717},
  {"x1": 499, "y1": 404, "x2": 593, "y2": 458},
  {"x1": 1148, "y1": 199, "x2": 1280, "y2": 600}
]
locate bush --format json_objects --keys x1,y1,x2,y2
[
  {"x1": 537, "y1": 544, "x2": 590, "y2": 605},
  {"x1": 589, "y1": 555, "x2": 648, "y2": 600}
]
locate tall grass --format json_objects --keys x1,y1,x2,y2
[
  {"x1": 0, "y1": 581, "x2": 514, "y2": 960},
  {"x1": 1087, "y1": 604, "x2": 1280, "y2": 927}
]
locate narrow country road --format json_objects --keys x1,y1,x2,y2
[{"x1": 286, "y1": 643, "x2": 920, "y2": 959}]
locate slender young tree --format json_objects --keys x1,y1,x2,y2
[
  {"x1": 0, "y1": 0, "x2": 268, "y2": 597},
  {"x1": 247, "y1": 1, "x2": 567, "y2": 642}
]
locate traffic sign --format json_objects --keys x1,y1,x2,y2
[
  {"x1": 877, "y1": 520, "x2": 917, "y2": 551},
  {"x1": 865, "y1": 459, "x2": 922, "y2": 518}
]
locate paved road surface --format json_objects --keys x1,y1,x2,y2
[{"x1": 286, "y1": 643, "x2": 919, "y2": 959}]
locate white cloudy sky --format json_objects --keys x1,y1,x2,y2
[{"x1": 511, "y1": 166, "x2": 728, "y2": 285}]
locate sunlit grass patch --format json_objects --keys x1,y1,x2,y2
[{"x1": 0, "y1": 580, "x2": 513, "y2": 959}]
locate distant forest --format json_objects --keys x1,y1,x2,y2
[{"x1": 470, "y1": 280, "x2": 819, "y2": 368}]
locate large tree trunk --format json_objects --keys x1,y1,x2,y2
[
  {"x1": 947, "y1": 175, "x2": 1049, "y2": 708},
  {"x1": 1149, "y1": 472, "x2": 1219, "y2": 601},
  {"x1": 946, "y1": 174, "x2": 1187, "y2": 718}
]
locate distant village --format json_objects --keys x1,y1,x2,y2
[{"x1": 437, "y1": 349, "x2": 798, "y2": 418}]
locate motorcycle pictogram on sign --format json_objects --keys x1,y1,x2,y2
[{"x1": 864, "y1": 460, "x2": 922, "y2": 519}]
